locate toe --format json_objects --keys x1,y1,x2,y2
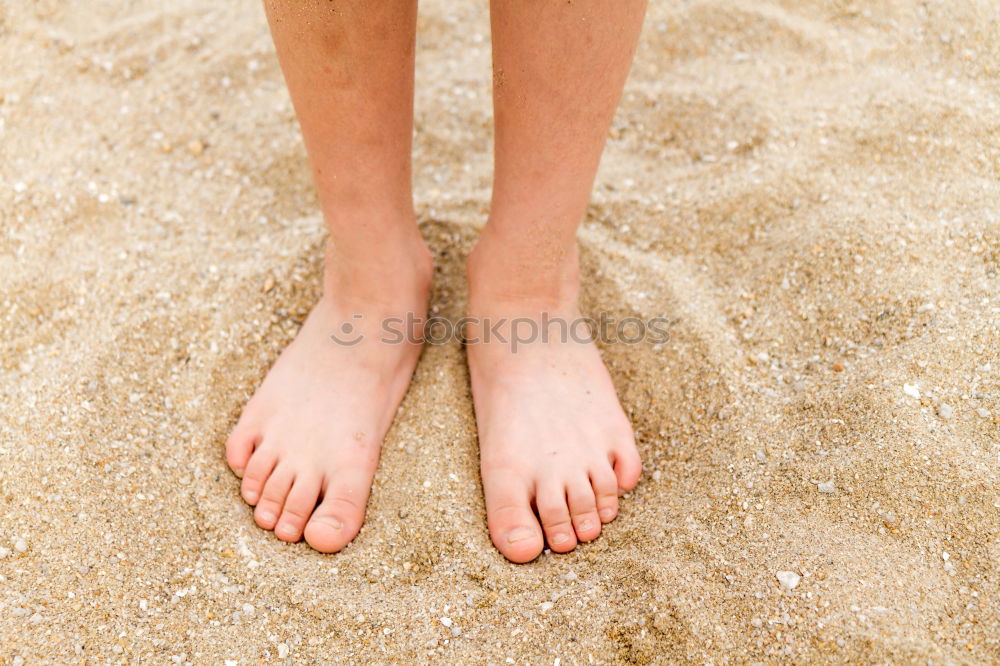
[
  {"x1": 253, "y1": 465, "x2": 293, "y2": 530},
  {"x1": 225, "y1": 420, "x2": 258, "y2": 478},
  {"x1": 482, "y1": 467, "x2": 543, "y2": 563},
  {"x1": 275, "y1": 474, "x2": 322, "y2": 543},
  {"x1": 240, "y1": 446, "x2": 277, "y2": 506},
  {"x1": 611, "y1": 443, "x2": 642, "y2": 493},
  {"x1": 536, "y1": 482, "x2": 578, "y2": 553},
  {"x1": 304, "y1": 471, "x2": 371, "y2": 553},
  {"x1": 567, "y1": 477, "x2": 602, "y2": 542},
  {"x1": 591, "y1": 465, "x2": 620, "y2": 523}
]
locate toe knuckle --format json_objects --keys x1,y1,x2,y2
[
  {"x1": 329, "y1": 495, "x2": 361, "y2": 512},
  {"x1": 282, "y1": 507, "x2": 309, "y2": 521},
  {"x1": 490, "y1": 503, "x2": 526, "y2": 516},
  {"x1": 543, "y1": 517, "x2": 573, "y2": 530}
]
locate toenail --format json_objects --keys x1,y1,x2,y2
[
  {"x1": 244, "y1": 491, "x2": 259, "y2": 503},
  {"x1": 233, "y1": 467, "x2": 244, "y2": 478},
  {"x1": 506, "y1": 527, "x2": 536, "y2": 544},
  {"x1": 580, "y1": 519, "x2": 593, "y2": 531},
  {"x1": 552, "y1": 533, "x2": 570, "y2": 545},
  {"x1": 316, "y1": 516, "x2": 343, "y2": 530},
  {"x1": 600, "y1": 508, "x2": 615, "y2": 520},
  {"x1": 258, "y1": 511, "x2": 275, "y2": 524}
]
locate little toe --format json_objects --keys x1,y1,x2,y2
[
  {"x1": 536, "y1": 483, "x2": 578, "y2": 553},
  {"x1": 611, "y1": 444, "x2": 642, "y2": 493},
  {"x1": 240, "y1": 447, "x2": 277, "y2": 506},
  {"x1": 225, "y1": 421, "x2": 258, "y2": 478},
  {"x1": 567, "y1": 478, "x2": 602, "y2": 542},
  {"x1": 253, "y1": 465, "x2": 294, "y2": 530},
  {"x1": 591, "y1": 466, "x2": 620, "y2": 523},
  {"x1": 275, "y1": 474, "x2": 322, "y2": 543},
  {"x1": 483, "y1": 468, "x2": 544, "y2": 563},
  {"x1": 304, "y1": 472, "x2": 370, "y2": 553}
]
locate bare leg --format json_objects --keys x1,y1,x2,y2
[
  {"x1": 226, "y1": 0, "x2": 430, "y2": 553},
  {"x1": 469, "y1": 0, "x2": 647, "y2": 562}
]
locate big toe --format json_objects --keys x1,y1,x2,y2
[
  {"x1": 494, "y1": 522, "x2": 544, "y2": 563},
  {"x1": 304, "y1": 474, "x2": 368, "y2": 553},
  {"x1": 484, "y1": 470, "x2": 544, "y2": 563},
  {"x1": 612, "y1": 444, "x2": 642, "y2": 493},
  {"x1": 225, "y1": 420, "x2": 258, "y2": 477}
]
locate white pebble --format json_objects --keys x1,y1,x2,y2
[
  {"x1": 13, "y1": 657, "x2": 24, "y2": 666},
  {"x1": 439, "y1": 616, "x2": 453, "y2": 628},
  {"x1": 139, "y1": 599, "x2": 148, "y2": 612},
  {"x1": 903, "y1": 384, "x2": 920, "y2": 399},
  {"x1": 14, "y1": 539, "x2": 27, "y2": 553},
  {"x1": 0, "y1": 547, "x2": 10, "y2": 558},
  {"x1": 817, "y1": 481, "x2": 835, "y2": 494},
  {"x1": 277, "y1": 643, "x2": 289, "y2": 659},
  {"x1": 776, "y1": 570, "x2": 801, "y2": 592},
  {"x1": 225, "y1": 661, "x2": 238, "y2": 666},
  {"x1": 976, "y1": 407, "x2": 991, "y2": 418},
  {"x1": 242, "y1": 603, "x2": 255, "y2": 617},
  {"x1": 942, "y1": 551, "x2": 949, "y2": 561},
  {"x1": 539, "y1": 601, "x2": 554, "y2": 612},
  {"x1": 937, "y1": 404, "x2": 954, "y2": 419}
]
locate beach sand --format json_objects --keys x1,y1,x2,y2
[{"x1": 1, "y1": 0, "x2": 998, "y2": 662}]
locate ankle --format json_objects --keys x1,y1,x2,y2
[
  {"x1": 466, "y1": 226, "x2": 581, "y2": 315},
  {"x1": 323, "y1": 229, "x2": 432, "y2": 310}
]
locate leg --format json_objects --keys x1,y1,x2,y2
[
  {"x1": 469, "y1": 0, "x2": 647, "y2": 562},
  {"x1": 226, "y1": 0, "x2": 430, "y2": 553}
]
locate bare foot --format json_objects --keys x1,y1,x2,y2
[
  {"x1": 466, "y1": 237, "x2": 642, "y2": 563},
  {"x1": 225, "y1": 240, "x2": 431, "y2": 552}
]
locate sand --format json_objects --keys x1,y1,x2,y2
[{"x1": 1, "y1": 0, "x2": 998, "y2": 662}]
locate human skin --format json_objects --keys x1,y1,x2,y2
[{"x1": 226, "y1": 0, "x2": 647, "y2": 562}]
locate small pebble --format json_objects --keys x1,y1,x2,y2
[
  {"x1": 14, "y1": 539, "x2": 27, "y2": 553},
  {"x1": 440, "y1": 617, "x2": 453, "y2": 628},
  {"x1": 539, "y1": 601, "x2": 554, "y2": 613},
  {"x1": 776, "y1": 570, "x2": 800, "y2": 592},
  {"x1": 817, "y1": 481, "x2": 835, "y2": 494},
  {"x1": 0, "y1": 547, "x2": 10, "y2": 558},
  {"x1": 187, "y1": 139, "x2": 205, "y2": 155},
  {"x1": 976, "y1": 407, "x2": 990, "y2": 418},
  {"x1": 937, "y1": 404, "x2": 954, "y2": 419},
  {"x1": 903, "y1": 384, "x2": 920, "y2": 399},
  {"x1": 277, "y1": 643, "x2": 289, "y2": 659}
]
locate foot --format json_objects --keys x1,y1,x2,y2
[
  {"x1": 466, "y1": 234, "x2": 642, "y2": 563},
  {"x1": 225, "y1": 238, "x2": 431, "y2": 552}
]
